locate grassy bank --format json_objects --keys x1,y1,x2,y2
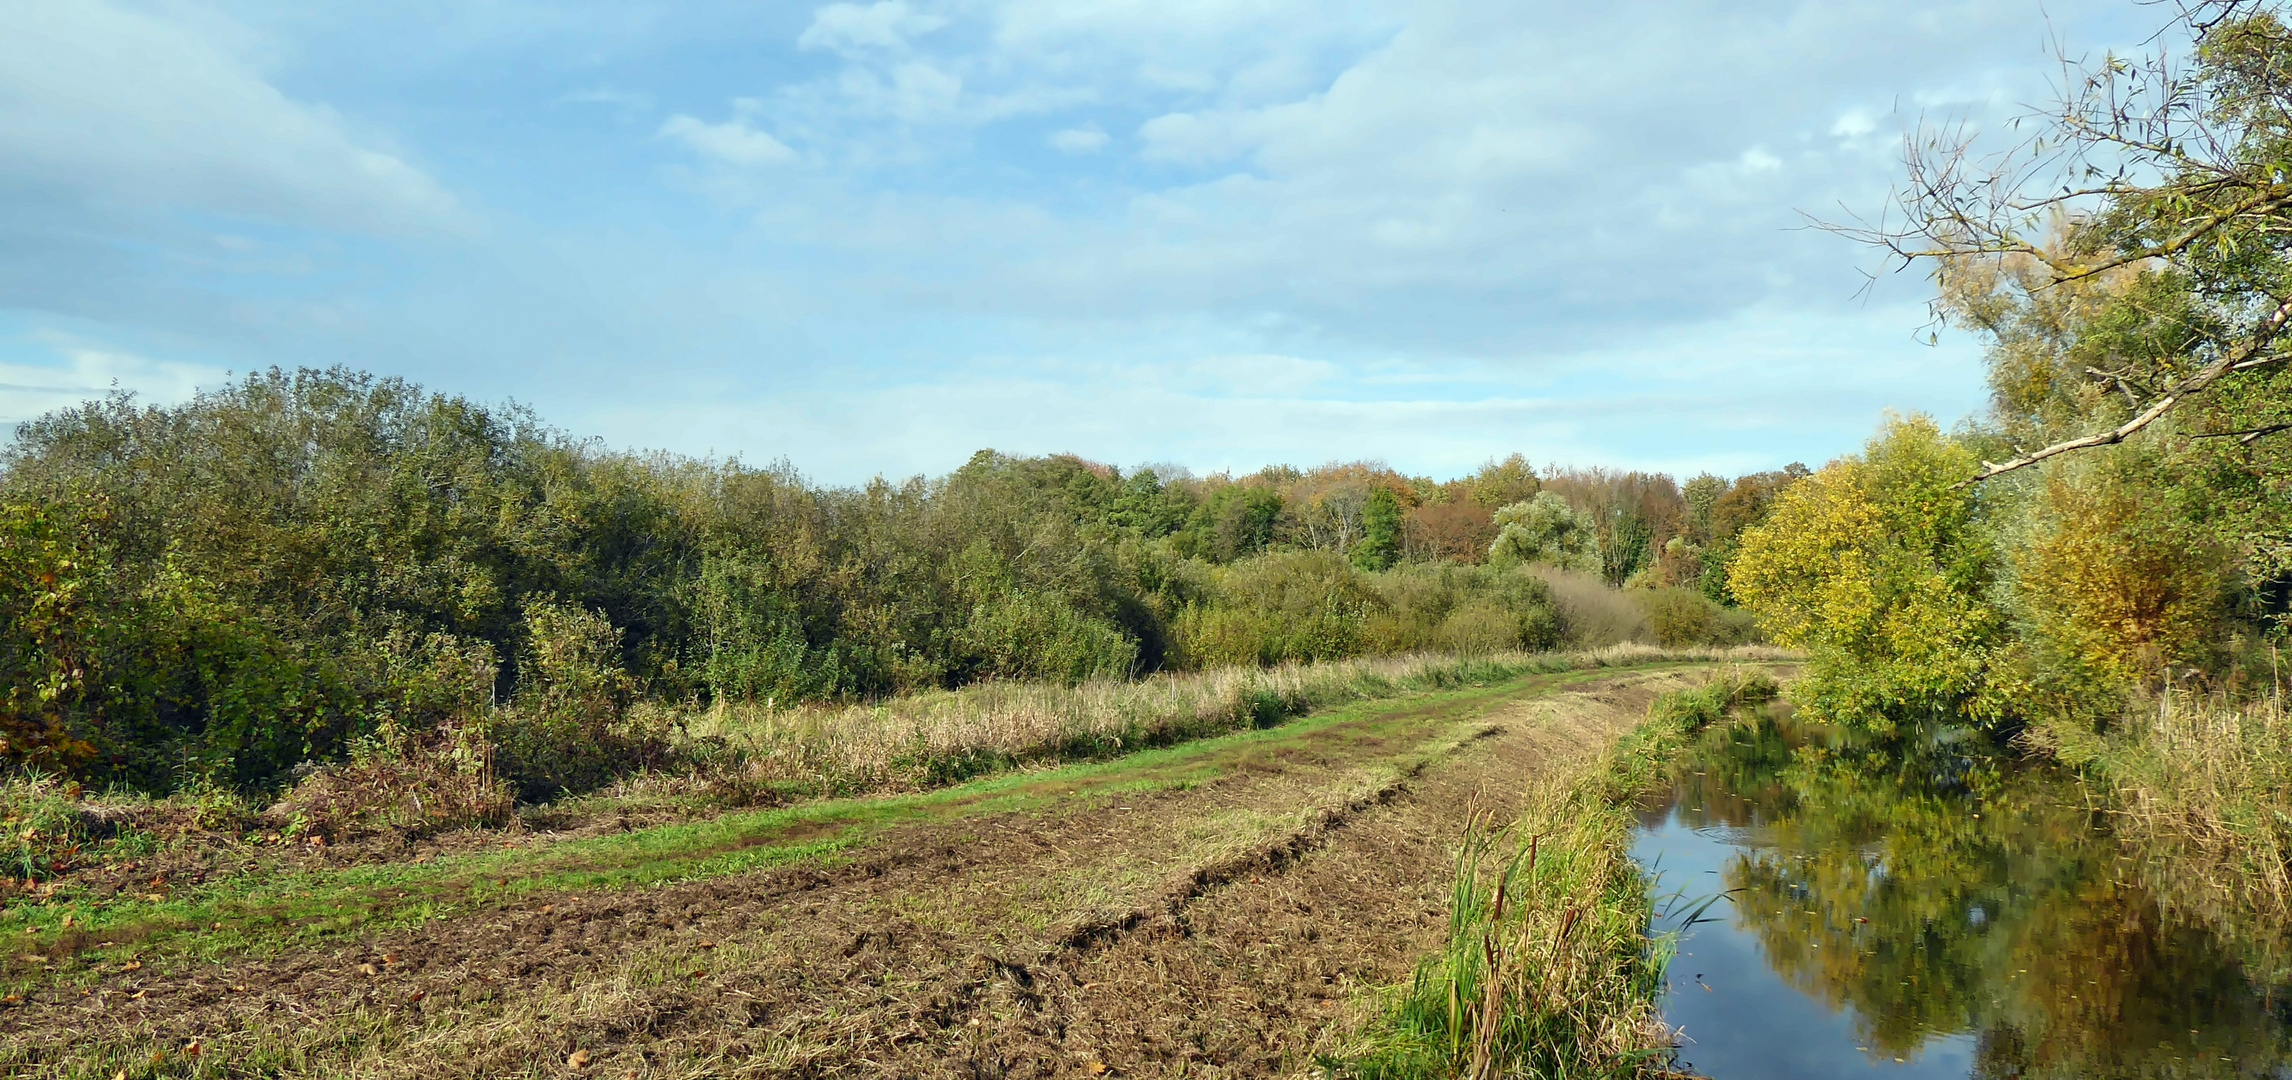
[{"x1": 1334, "y1": 671, "x2": 1778, "y2": 1079}]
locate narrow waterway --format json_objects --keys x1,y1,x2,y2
[{"x1": 1631, "y1": 706, "x2": 2292, "y2": 1079}]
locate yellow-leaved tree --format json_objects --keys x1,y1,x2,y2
[{"x1": 1729, "y1": 417, "x2": 2016, "y2": 728}]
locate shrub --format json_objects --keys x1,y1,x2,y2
[
  {"x1": 2017, "y1": 462, "x2": 2230, "y2": 696},
  {"x1": 264, "y1": 725, "x2": 513, "y2": 842},
  {"x1": 1170, "y1": 550, "x2": 1382, "y2": 667},
  {"x1": 1634, "y1": 587, "x2": 1759, "y2": 648},
  {"x1": 1531, "y1": 567, "x2": 1651, "y2": 647},
  {"x1": 490, "y1": 600, "x2": 665, "y2": 800},
  {"x1": 958, "y1": 589, "x2": 1140, "y2": 682},
  {"x1": 1366, "y1": 562, "x2": 1563, "y2": 654}
]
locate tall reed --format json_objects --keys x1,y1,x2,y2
[{"x1": 2088, "y1": 675, "x2": 2292, "y2": 971}]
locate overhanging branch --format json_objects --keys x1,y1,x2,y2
[{"x1": 1968, "y1": 294, "x2": 2292, "y2": 482}]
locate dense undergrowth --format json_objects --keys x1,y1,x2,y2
[{"x1": 1336, "y1": 671, "x2": 1780, "y2": 1079}]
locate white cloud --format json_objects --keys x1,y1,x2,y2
[
  {"x1": 1049, "y1": 125, "x2": 1109, "y2": 153},
  {"x1": 0, "y1": 0, "x2": 457, "y2": 233},
  {"x1": 0, "y1": 333, "x2": 222, "y2": 428},
  {"x1": 798, "y1": 2, "x2": 950, "y2": 56},
  {"x1": 659, "y1": 115, "x2": 798, "y2": 167}
]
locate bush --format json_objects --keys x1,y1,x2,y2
[
  {"x1": 1366, "y1": 562, "x2": 1563, "y2": 654},
  {"x1": 1531, "y1": 567, "x2": 1651, "y2": 647},
  {"x1": 958, "y1": 589, "x2": 1140, "y2": 682},
  {"x1": 264, "y1": 727, "x2": 514, "y2": 842},
  {"x1": 1171, "y1": 550, "x2": 1382, "y2": 667},
  {"x1": 1633, "y1": 587, "x2": 1760, "y2": 648},
  {"x1": 490, "y1": 600, "x2": 665, "y2": 800}
]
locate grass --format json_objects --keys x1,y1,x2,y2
[
  {"x1": 652, "y1": 643, "x2": 1792, "y2": 804},
  {"x1": 0, "y1": 654, "x2": 1763, "y2": 993},
  {"x1": 1332, "y1": 670, "x2": 1779, "y2": 1080}
]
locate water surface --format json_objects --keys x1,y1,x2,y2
[{"x1": 1631, "y1": 707, "x2": 2292, "y2": 1079}]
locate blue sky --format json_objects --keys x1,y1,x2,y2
[{"x1": 0, "y1": 0, "x2": 2156, "y2": 483}]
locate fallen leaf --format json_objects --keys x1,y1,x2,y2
[
  {"x1": 540, "y1": 905, "x2": 556, "y2": 915},
  {"x1": 184, "y1": 1041, "x2": 201, "y2": 1057},
  {"x1": 1086, "y1": 1063, "x2": 1109, "y2": 1075},
  {"x1": 1, "y1": 993, "x2": 22, "y2": 1006},
  {"x1": 696, "y1": 941, "x2": 716, "y2": 949},
  {"x1": 357, "y1": 963, "x2": 379, "y2": 977},
  {"x1": 121, "y1": 961, "x2": 142, "y2": 972},
  {"x1": 567, "y1": 1049, "x2": 592, "y2": 1069},
  {"x1": 130, "y1": 990, "x2": 147, "y2": 1000},
  {"x1": 229, "y1": 985, "x2": 247, "y2": 993},
  {"x1": 407, "y1": 990, "x2": 425, "y2": 1003}
]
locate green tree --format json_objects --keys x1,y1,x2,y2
[
  {"x1": 1353, "y1": 488, "x2": 1402, "y2": 571},
  {"x1": 1730, "y1": 418, "x2": 2014, "y2": 727},
  {"x1": 1487, "y1": 492, "x2": 1600, "y2": 574}
]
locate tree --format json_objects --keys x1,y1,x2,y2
[
  {"x1": 1847, "y1": 1, "x2": 2292, "y2": 480},
  {"x1": 1487, "y1": 493, "x2": 1600, "y2": 574},
  {"x1": 1353, "y1": 488, "x2": 1402, "y2": 571},
  {"x1": 1730, "y1": 418, "x2": 2014, "y2": 727}
]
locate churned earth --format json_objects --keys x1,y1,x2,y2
[{"x1": 1, "y1": 663, "x2": 1768, "y2": 1079}]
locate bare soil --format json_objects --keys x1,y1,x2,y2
[{"x1": 0, "y1": 668, "x2": 1727, "y2": 1079}]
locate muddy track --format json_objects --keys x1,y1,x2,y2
[{"x1": 1, "y1": 668, "x2": 1729, "y2": 1079}]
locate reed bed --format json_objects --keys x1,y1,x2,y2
[
  {"x1": 667, "y1": 645, "x2": 1791, "y2": 803},
  {"x1": 2098, "y1": 684, "x2": 2292, "y2": 959}
]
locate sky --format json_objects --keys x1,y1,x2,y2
[{"x1": 0, "y1": 0, "x2": 2163, "y2": 484}]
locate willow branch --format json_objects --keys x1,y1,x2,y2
[{"x1": 1970, "y1": 295, "x2": 2292, "y2": 481}]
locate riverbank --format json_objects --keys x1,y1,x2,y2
[
  {"x1": 1335, "y1": 671, "x2": 1780, "y2": 1078},
  {"x1": 1636, "y1": 695, "x2": 2292, "y2": 1077}
]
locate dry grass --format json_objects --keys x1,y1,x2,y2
[
  {"x1": 2093, "y1": 685, "x2": 2292, "y2": 945},
  {"x1": 658, "y1": 645, "x2": 1792, "y2": 804}
]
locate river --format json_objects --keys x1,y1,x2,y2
[{"x1": 1631, "y1": 704, "x2": 2292, "y2": 1079}]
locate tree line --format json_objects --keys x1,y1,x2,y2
[{"x1": 0, "y1": 371, "x2": 1787, "y2": 794}]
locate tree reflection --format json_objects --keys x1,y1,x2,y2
[{"x1": 1663, "y1": 710, "x2": 2291, "y2": 1078}]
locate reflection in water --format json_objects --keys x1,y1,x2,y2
[{"x1": 1632, "y1": 706, "x2": 2292, "y2": 1079}]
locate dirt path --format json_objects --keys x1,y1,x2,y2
[{"x1": 1, "y1": 665, "x2": 1741, "y2": 1079}]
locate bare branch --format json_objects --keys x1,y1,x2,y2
[{"x1": 2192, "y1": 421, "x2": 2292, "y2": 442}]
